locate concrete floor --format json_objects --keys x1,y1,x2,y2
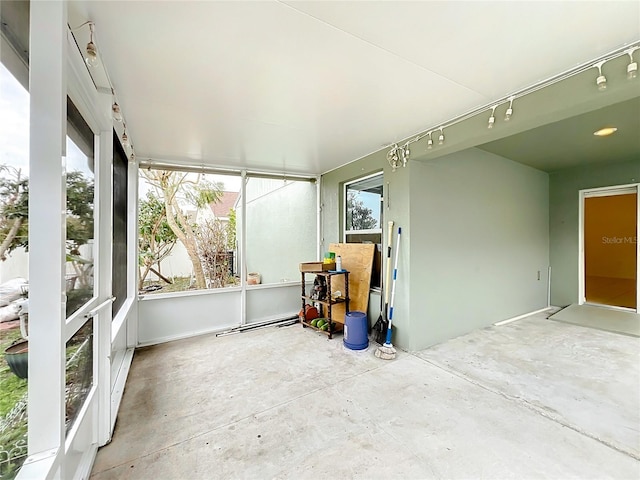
[{"x1": 91, "y1": 311, "x2": 640, "y2": 479}]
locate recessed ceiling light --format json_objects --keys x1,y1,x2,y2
[{"x1": 593, "y1": 127, "x2": 618, "y2": 137}]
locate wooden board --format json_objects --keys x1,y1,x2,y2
[{"x1": 328, "y1": 243, "x2": 375, "y2": 323}]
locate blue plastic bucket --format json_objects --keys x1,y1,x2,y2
[{"x1": 344, "y1": 311, "x2": 368, "y2": 350}]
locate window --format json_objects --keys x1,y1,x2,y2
[
  {"x1": 244, "y1": 177, "x2": 317, "y2": 285},
  {"x1": 112, "y1": 132, "x2": 128, "y2": 317},
  {"x1": 65, "y1": 98, "x2": 95, "y2": 319},
  {"x1": 0, "y1": 60, "x2": 29, "y2": 480},
  {"x1": 138, "y1": 168, "x2": 240, "y2": 294},
  {"x1": 344, "y1": 172, "x2": 383, "y2": 289}
]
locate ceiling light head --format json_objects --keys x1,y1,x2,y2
[
  {"x1": 487, "y1": 105, "x2": 497, "y2": 129},
  {"x1": 426, "y1": 132, "x2": 433, "y2": 149},
  {"x1": 595, "y1": 62, "x2": 607, "y2": 91},
  {"x1": 504, "y1": 97, "x2": 514, "y2": 121},
  {"x1": 401, "y1": 147, "x2": 410, "y2": 166},
  {"x1": 593, "y1": 127, "x2": 617, "y2": 137},
  {"x1": 438, "y1": 127, "x2": 445, "y2": 145},
  {"x1": 112, "y1": 102, "x2": 123, "y2": 122},
  {"x1": 85, "y1": 22, "x2": 99, "y2": 67},
  {"x1": 122, "y1": 125, "x2": 130, "y2": 148},
  {"x1": 85, "y1": 42, "x2": 98, "y2": 67},
  {"x1": 626, "y1": 48, "x2": 638, "y2": 80},
  {"x1": 130, "y1": 151, "x2": 136, "y2": 163}
]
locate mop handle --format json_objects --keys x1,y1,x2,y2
[
  {"x1": 384, "y1": 221, "x2": 394, "y2": 306},
  {"x1": 385, "y1": 227, "x2": 401, "y2": 344}
]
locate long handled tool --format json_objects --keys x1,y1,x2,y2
[
  {"x1": 373, "y1": 221, "x2": 394, "y2": 342},
  {"x1": 376, "y1": 226, "x2": 401, "y2": 360}
]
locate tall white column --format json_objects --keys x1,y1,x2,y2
[{"x1": 28, "y1": 0, "x2": 67, "y2": 468}]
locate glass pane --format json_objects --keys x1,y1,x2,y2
[
  {"x1": 65, "y1": 319, "x2": 93, "y2": 434},
  {"x1": 244, "y1": 178, "x2": 317, "y2": 285},
  {"x1": 344, "y1": 174, "x2": 383, "y2": 289},
  {"x1": 0, "y1": 60, "x2": 29, "y2": 479},
  {"x1": 65, "y1": 99, "x2": 95, "y2": 318},
  {"x1": 138, "y1": 170, "x2": 240, "y2": 294},
  {"x1": 345, "y1": 174, "x2": 382, "y2": 232}
]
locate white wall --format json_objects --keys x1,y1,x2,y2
[
  {"x1": 146, "y1": 241, "x2": 193, "y2": 281},
  {"x1": 246, "y1": 284, "x2": 300, "y2": 324},
  {"x1": 410, "y1": 148, "x2": 549, "y2": 349},
  {"x1": 0, "y1": 247, "x2": 28, "y2": 283},
  {"x1": 137, "y1": 289, "x2": 241, "y2": 345},
  {"x1": 245, "y1": 180, "x2": 316, "y2": 284}
]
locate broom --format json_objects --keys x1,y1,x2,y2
[
  {"x1": 376, "y1": 226, "x2": 401, "y2": 360},
  {"x1": 373, "y1": 221, "x2": 394, "y2": 343}
]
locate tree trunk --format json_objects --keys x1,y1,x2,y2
[
  {"x1": 163, "y1": 196, "x2": 207, "y2": 289},
  {"x1": 149, "y1": 266, "x2": 173, "y2": 285},
  {"x1": 0, "y1": 217, "x2": 23, "y2": 261},
  {"x1": 139, "y1": 264, "x2": 151, "y2": 290}
]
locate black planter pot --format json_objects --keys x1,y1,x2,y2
[{"x1": 4, "y1": 339, "x2": 28, "y2": 379}]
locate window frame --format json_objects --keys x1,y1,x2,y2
[{"x1": 342, "y1": 171, "x2": 383, "y2": 290}]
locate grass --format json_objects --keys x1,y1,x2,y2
[
  {"x1": 141, "y1": 275, "x2": 239, "y2": 294},
  {"x1": 141, "y1": 276, "x2": 194, "y2": 294},
  {"x1": 0, "y1": 326, "x2": 28, "y2": 480},
  {"x1": 0, "y1": 327, "x2": 27, "y2": 417}
]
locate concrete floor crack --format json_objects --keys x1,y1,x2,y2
[{"x1": 411, "y1": 353, "x2": 640, "y2": 462}]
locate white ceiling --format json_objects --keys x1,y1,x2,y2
[{"x1": 69, "y1": 1, "x2": 640, "y2": 175}]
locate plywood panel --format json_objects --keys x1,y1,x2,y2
[{"x1": 328, "y1": 243, "x2": 375, "y2": 323}]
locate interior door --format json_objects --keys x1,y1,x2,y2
[{"x1": 584, "y1": 191, "x2": 638, "y2": 309}]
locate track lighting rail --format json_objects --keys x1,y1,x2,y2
[{"x1": 386, "y1": 40, "x2": 639, "y2": 171}]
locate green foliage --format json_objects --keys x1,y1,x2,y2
[
  {"x1": 0, "y1": 165, "x2": 94, "y2": 259},
  {"x1": 184, "y1": 179, "x2": 224, "y2": 208},
  {"x1": 138, "y1": 191, "x2": 178, "y2": 286},
  {"x1": 226, "y1": 208, "x2": 237, "y2": 251},
  {"x1": 138, "y1": 191, "x2": 177, "y2": 253},
  {"x1": 0, "y1": 166, "x2": 29, "y2": 259},
  {"x1": 65, "y1": 170, "x2": 94, "y2": 256}
]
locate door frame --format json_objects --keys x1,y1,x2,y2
[{"x1": 578, "y1": 183, "x2": 639, "y2": 313}]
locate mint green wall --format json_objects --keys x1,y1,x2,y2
[
  {"x1": 410, "y1": 148, "x2": 549, "y2": 349},
  {"x1": 321, "y1": 150, "x2": 412, "y2": 349},
  {"x1": 549, "y1": 159, "x2": 640, "y2": 306}
]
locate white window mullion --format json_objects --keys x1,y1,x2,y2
[
  {"x1": 25, "y1": 0, "x2": 67, "y2": 472},
  {"x1": 95, "y1": 107, "x2": 114, "y2": 446}
]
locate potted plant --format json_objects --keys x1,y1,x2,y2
[{"x1": 4, "y1": 284, "x2": 29, "y2": 379}]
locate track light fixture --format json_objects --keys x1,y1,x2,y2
[
  {"x1": 122, "y1": 124, "x2": 130, "y2": 148},
  {"x1": 504, "y1": 97, "x2": 514, "y2": 121},
  {"x1": 387, "y1": 144, "x2": 400, "y2": 172},
  {"x1": 487, "y1": 105, "x2": 498, "y2": 129},
  {"x1": 111, "y1": 89, "x2": 123, "y2": 122},
  {"x1": 85, "y1": 22, "x2": 99, "y2": 67},
  {"x1": 626, "y1": 47, "x2": 638, "y2": 80},
  {"x1": 130, "y1": 149, "x2": 136, "y2": 163},
  {"x1": 402, "y1": 143, "x2": 410, "y2": 167},
  {"x1": 112, "y1": 102, "x2": 122, "y2": 122},
  {"x1": 385, "y1": 42, "x2": 638, "y2": 172},
  {"x1": 595, "y1": 62, "x2": 607, "y2": 91}
]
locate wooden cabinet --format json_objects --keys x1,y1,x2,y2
[{"x1": 299, "y1": 270, "x2": 349, "y2": 339}]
